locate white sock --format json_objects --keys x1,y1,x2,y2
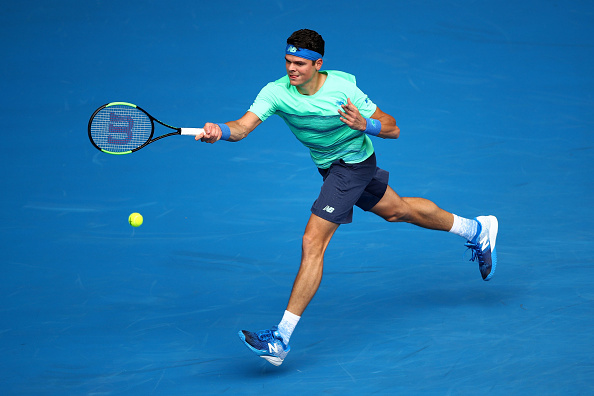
[
  {"x1": 449, "y1": 214, "x2": 479, "y2": 242},
  {"x1": 277, "y1": 310, "x2": 300, "y2": 345}
]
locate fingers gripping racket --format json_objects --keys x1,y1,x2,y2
[{"x1": 88, "y1": 102, "x2": 203, "y2": 154}]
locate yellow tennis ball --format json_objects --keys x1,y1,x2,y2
[{"x1": 128, "y1": 212, "x2": 143, "y2": 227}]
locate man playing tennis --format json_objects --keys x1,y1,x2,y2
[{"x1": 191, "y1": 29, "x2": 498, "y2": 366}]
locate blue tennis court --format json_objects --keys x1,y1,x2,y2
[{"x1": 1, "y1": 0, "x2": 593, "y2": 394}]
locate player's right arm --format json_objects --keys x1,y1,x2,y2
[{"x1": 198, "y1": 111, "x2": 262, "y2": 143}]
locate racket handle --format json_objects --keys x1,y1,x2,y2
[{"x1": 180, "y1": 128, "x2": 205, "y2": 136}]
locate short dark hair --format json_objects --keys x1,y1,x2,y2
[{"x1": 287, "y1": 29, "x2": 325, "y2": 57}]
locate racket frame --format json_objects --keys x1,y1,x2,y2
[{"x1": 88, "y1": 102, "x2": 199, "y2": 155}]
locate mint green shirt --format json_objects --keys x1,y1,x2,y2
[{"x1": 248, "y1": 70, "x2": 378, "y2": 169}]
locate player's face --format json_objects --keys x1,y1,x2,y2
[{"x1": 285, "y1": 55, "x2": 322, "y2": 87}]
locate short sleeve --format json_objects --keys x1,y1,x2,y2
[
  {"x1": 248, "y1": 82, "x2": 278, "y2": 122},
  {"x1": 351, "y1": 86, "x2": 377, "y2": 119}
]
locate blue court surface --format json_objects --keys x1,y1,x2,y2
[{"x1": 1, "y1": 1, "x2": 593, "y2": 394}]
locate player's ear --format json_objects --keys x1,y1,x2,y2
[{"x1": 314, "y1": 58, "x2": 323, "y2": 71}]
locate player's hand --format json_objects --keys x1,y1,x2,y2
[
  {"x1": 198, "y1": 123, "x2": 222, "y2": 143},
  {"x1": 338, "y1": 98, "x2": 366, "y2": 131}
]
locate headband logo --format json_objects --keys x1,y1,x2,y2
[{"x1": 285, "y1": 44, "x2": 322, "y2": 61}]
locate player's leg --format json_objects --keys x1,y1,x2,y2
[
  {"x1": 287, "y1": 213, "x2": 340, "y2": 316},
  {"x1": 238, "y1": 214, "x2": 339, "y2": 366},
  {"x1": 367, "y1": 183, "x2": 498, "y2": 281},
  {"x1": 369, "y1": 185, "x2": 454, "y2": 231}
]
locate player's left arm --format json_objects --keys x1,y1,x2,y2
[
  {"x1": 369, "y1": 106, "x2": 400, "y2": 139},
  {"x1": 339, "y1": 98, "x2": 400, "y2": 139}
]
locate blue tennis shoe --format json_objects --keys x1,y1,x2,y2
[
  {"x1": 465, "y1": 215, "x2": 498, "y2": 281},
  {"x1": 238, "y1": 326, "x2": 290, "y2": 366}
]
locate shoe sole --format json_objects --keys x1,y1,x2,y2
[
  {"x1": 262, "y1": 356, "x2": 283, "y2": 366},
  {"x1": 478, "y1": 215, "x2": 498, "y2": 281}
]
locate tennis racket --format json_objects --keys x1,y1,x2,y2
[{"x1": 88, "y1": 102, "x2": 204, "y2": 154}]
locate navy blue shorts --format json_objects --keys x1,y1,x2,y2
[{"x1": 311, "y1": 153, "x2": 389, "y2": 224}]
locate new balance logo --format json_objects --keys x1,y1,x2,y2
[
  {"x1": 323, "y1": 205, "x2": 335, "y2": 213},
  {"x1": 269, "y1": 342, "x2": 281, "y2": 354},
  {"x1": 480, "y1": 235, "x2": 490, "y2": 252}
]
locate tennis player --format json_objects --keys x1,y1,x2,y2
[{"x1": 190, "y1": 29, "x2": 498, "y2": 366}]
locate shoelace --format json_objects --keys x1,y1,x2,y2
[
  {"x1": 465, "y1": 241, "x2": 484, "y2": 264},
  {"x1": 256, "y1": 329, "x2": 276, "y2": 342}
]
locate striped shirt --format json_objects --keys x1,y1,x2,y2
[{"x1": 248, "y1": 70, "x2": 377, "y2": 169}]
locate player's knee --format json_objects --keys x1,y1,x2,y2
[
  {"x1": 301, "y1": 230, "x2": 330, "y2": 262},
  {"x1": 383, "y1": 213, "x2": 406, "y2": 223},
  {"x1": 302, "y1": 232, "x2": 320, "y2": 252},
  {"x1": 381, "y1": 206, "x2": 411, "y2": 223}
]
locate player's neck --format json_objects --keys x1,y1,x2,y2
[{"x1": 296, "y1": 71, "x2": 326, "y2": 96}]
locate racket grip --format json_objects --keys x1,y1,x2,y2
[{"x1": 180, "y1": 128, "x2": 205, "y2": 136}]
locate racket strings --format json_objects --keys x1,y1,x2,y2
[{"x1": 90, "y1": 105, "x2": 152, "y2": 152}]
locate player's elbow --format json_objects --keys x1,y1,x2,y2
[
  {"x1": 381, "y1": 125, "x2": 400, "y2": 139},
  {"x1": 379, "y1": 114, "x2": 399, "y2": 139},
  {"x1": 392, "y1": 126, "x2": 400, "y2": 139}
]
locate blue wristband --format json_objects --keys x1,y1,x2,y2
[
  {"x1": 364, "y1": 118, "x2": 382, "y2": 136},
  {"x1": 216, "y1": 123, "x2": 231, "y2": 141}
]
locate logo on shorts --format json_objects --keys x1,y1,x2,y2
[{"x1": 323, "y1": 205, "x2": 335, "y2": 213}]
